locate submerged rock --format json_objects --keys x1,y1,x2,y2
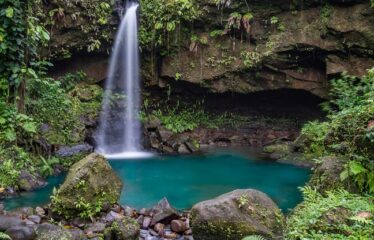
[
  {"x1": 18, "y1": 171, "x2": 47, "y2": 192},
  {"x1": 190, "y1": 189, "x2": 284, "y2": 240},
  {"x1": 51, "y1": 153, "x2": 123, "y2": 217}
]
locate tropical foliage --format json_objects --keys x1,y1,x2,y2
[
  {"x1": 286, "y1": 187, "x2": 374, "y2": 239},
  {"x1": 300, "y1": 69, "x2": 374, "y2": 193}
]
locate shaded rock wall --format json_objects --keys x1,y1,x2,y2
[{"x1": 160, "y1": 1, "x2": 374, "y2": 98}]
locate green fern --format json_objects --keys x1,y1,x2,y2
[
  {"x1": 0, "y1": 232, "x2": 11, "y2": 240},
  {"x1": 242, "y1": 236, "x2": 266, "y2": 240}
]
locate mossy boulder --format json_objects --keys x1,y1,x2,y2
[
  {"x1": 51, "y1": 153, "x2": 123, "y2": 218},
  {"x1": 190, "y1": 189, "x2": 284, "y2": 240},
  {"x1": 36, "y1": 223, "x2": 73, "y2": 240},
  {"x1": 105, "y1": 217, "x2": 140, "y2": 240},
  {"x1": 70, "y1": 83, "x2": 103, "y2": 102}
]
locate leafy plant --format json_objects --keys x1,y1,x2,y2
[
  {"x1": 237, "y1": 195, "x2": 249, "y2": 208},
  {"x1": 286, "y1": 187, "x2": 374, "y2": 239},
  {"x1": 150, "y1": 101, "x2": 244, "y2": 133},
  {"x1": 242, "y1": 236, "x2": 266, "y2": 240},
  {"x1": 0, "y1": 159, "x2": 19, "y2": 188}
]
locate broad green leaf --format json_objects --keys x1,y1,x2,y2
[
  {"x1": 349, "y1": 161, "x2": 367, "y2": 175},
  {"x1": 22, "y1": 122, "x2": 37, "y2": 133},
  {"x1": 5, "y1": 129, "x2": 16, "y2": 141},
  {"x1": 5, "y1": 7, "x2": 14, "y2": 18}
]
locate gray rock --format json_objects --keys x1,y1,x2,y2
[
  {"x1": 5, "y1": 226, "x2": 36, "y2": 240},
  {"x1": 185, "y1": 141, "x2": 199, "y2": 152},
  {"x1": 191, "y1": 189, "x2": 284, "y2": 240},
  {"x1": 71, "y1": 217, "x2": 87, "y2": 228},
  {"x1": 122, "y1": 205, "x2": 135, "y2": 217},
  {"x1": 85, "y1": 222, "x2": 106, "y2": 234},
  {"x1": 56, "y1": 144, "x2": 93, "y2": 158},
  {"x1": 157, "y1": 127, "x2": 174, "y2": 143},
  {"x1": 69, "y1": 228, "x2": 86, "y2": 240},
  {"x1": 142, "y1": 216, "x2": 152, "y2": 229},
  {"x1": 105, "y1": 211, "x2": 124, "y2": 222},
  {"x1": 36, "y1": 223, "x2": 73, "y2": 240},
  {"x1": 0, "y1": 215, "x2": 25, "y2": 231},
  {"x1": 28, "y1": 215, "x2": 41, "y2": 224},
  {"x1": 35, "y1": 207, "x2": 45, "y2": 217},
  {"x1": 150, "y1": 198, "x2": 179, "y2": 226},
  {"x1": 178, "y1": 144, "x2": 190, "y2": 154}
]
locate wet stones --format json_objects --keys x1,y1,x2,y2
[
  {"x1": 0, "y1": 215, "x2": 25, "y2": 231},
  {"x1": 5, "y1": 226, "x2": 36, "y2": 240},
  {"x1": 150, "y1": 198, "x2": 179, "y2": 226},
  {"x1": 171, "y1": 219, "x2": 189, "y2": 233}
]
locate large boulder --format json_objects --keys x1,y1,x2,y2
[
  {"x1": 51, "y1": 153, "x2": 123, "y2": 218},
  {"x1": 190, "y1": 189, "x2": 284, "y2": 240}
]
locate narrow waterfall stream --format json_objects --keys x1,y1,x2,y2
[{"x1": 96, "y1": 1, "x2": 149, "y2": 158}]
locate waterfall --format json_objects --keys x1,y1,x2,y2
[{"x1": 96, "y1": 0, "x2": 150, "y2": 158}]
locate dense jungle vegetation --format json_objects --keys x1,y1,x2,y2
[{"x1": 0, "y1": 0, "x2": 373, "y2": 239}]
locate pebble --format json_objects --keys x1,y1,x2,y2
[
  {"x1": 28, "y1": 215, "x2": 41, "y2": 224},
  {"x1": 72, "y1": 217, "x2": 86, "y2": 228},
  {"x1": 154, "y1": 223, "x2": 165, "y2": 234},
  {"x1": 35, "y1": 207, "x2": 45, "y2": 216},
  {"x1": 105, "y1": 210, "x2": 124, "y2": 222},
  {"x1": 143, "y1": 216, "x2": 152, "y2": 229},
  {"x1": 171, "y1": 219, "x2": 188, "y2": 233},
  {"x1": 137, "y1": 215, "x2": 145, "y2": 225},
  {"x1": 123, "y1": 205, "x2": 135, "y2": 217}
]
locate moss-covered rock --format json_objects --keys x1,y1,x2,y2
[
  {"x1": 70, "y1": 83, "x2": 103, "y2": 102},
  {"x1": 36, "y1": 223, "x2": 73, "y2": 240},
  {"x1": 105, "y1": 217, "x2": 140, "y2": 240},
  {"x1": 190, "y1": 189, "x2": 284, "y2": 240},
  {"x1": 51, "y1": 153, "x2": 123, "y2": 218}
]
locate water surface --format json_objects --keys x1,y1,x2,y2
[{"x1": 3, "y1": 151, "x2": 310, "y2": 212}]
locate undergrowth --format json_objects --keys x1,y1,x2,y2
[
  {"x1": 286, "y1": 187, "x2": 374, "y2": 239},
  {"x1": 145, "y1": 101, "x2": 246, "y2": 133},
  {"x1": 299, "y1": 68, "x2": 374, "y2": 193}
]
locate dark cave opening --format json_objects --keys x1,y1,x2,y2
[{"x1": 147, "y1": 84, "x2": 326, "y2": 127}]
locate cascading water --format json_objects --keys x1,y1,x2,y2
[{"x1": 96, "y1": 0, "x2": 149, "y2": 158}]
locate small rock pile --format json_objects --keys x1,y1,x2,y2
[{"x1": 0, "y1": 198, "x2": 193, "y2": 240}]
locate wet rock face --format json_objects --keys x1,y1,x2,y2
[
  {"x1": 50, "y1": 153, "x2": 123, "y2": 217},
  {"x1": 190, "y1": 189, "x2": 284, "y2": 240},
  {"x1": 41, "y1": 0, "x2": 117, "y2": 59},
  {"x1": 159, "y1": 1, "x2": 374, "y2": 98}
]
